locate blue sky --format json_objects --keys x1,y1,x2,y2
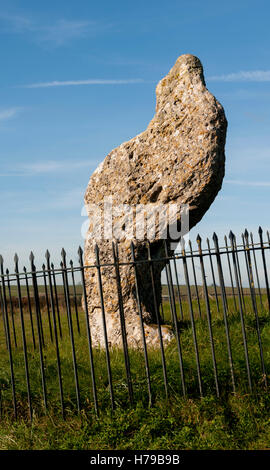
[{"x1": 0, "y1": 0, "x2": 270, "y2": 268}]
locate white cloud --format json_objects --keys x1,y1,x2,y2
[
  {"x1": 225, "y1": 179, "x2": 270, "y2": 187},
  {"x1": 0, "y1": 159, "x2": 95, "y2": 177},
  {"x1": 21, "y1": 159, "x2": 92, "y2": 174},
  {"x1": 0, "y1": 12, "x2": 113, "y2": 46},
  {"x1": 23, "y1": 78, "x2": 145, "y2": 88},
  {"x1": 21, "y1": 187, "x2": 85, "y2": 212},
  {"x1": 0, "y1": 12, "x2": 34, "y2": 33},
  {"x1": 0, "y1": 107, "x2": 21, "y2": 121},
  {"x1": 0, "y1": 186, "x2": 85, "y2": 213},
  {"x1": 208, "y1": 70, "x2": 270, "y2": 82},
  {"x1": 39, "y1": 19, "x2": 93, "y2": 45}
]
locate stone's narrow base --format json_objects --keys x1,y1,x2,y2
[{"x1": 88, "y1": 308, "x2": 174, "y2": 349}]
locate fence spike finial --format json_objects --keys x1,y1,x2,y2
[
  {"x1": 229, "y1": 230, "x2": 235, "y2": 241},
  {"x1": 196, "y1": 233, "x2": 201, "y2": 243},
  {"x1": 258, "y1": 226, "x2": 263, "y2": 235},
  {"x1": 212, "y1": 232, "x2": 218, "y2": 242},
  {"x1": 78, "y1": 246, "x2": 83, "y2": 264},
  {"x1": 0, "y1": 255, "x2": 3, "y2": 276},
  {"x1": 14, "y1": 253, "x2": 19, "y2": 273},
  {"x1": 45, "y1": 249, "x2": 50, "y2": 261},
  {"x1": 212, "y1": 233, "x2": 219, "y2": 252},
  {"x1": 78, "y1": 245, "x2": 83, "y2": 256},
  {"x1": 244, "y1": 228, "x2": 249, "y2": 239},
  {"x1": 61, "y1": 248, "x2": 67, "y2": 268}
]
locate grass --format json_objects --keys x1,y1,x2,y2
[
  {"x1": 1, "y1": 394, "x2": 270, "y2": 450},
  {"x1": 1, "y1": 288, "x2": 270, "y2": 449}
]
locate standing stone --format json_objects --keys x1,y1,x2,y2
[{"x1": 84, "y1": 54, "x2": 227, "y2": 348}]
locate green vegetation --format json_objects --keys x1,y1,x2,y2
[
  {"x1": 0, "y1": 289, "x2": 270, "y2": 450},
  {"x1": 1, "y1": 393, "x2": 270, "y2": 450}
]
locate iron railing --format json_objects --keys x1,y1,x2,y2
[{"x1": 0, "y1": 227, "x2": 270, "y2": 420}]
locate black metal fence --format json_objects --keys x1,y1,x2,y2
[{"x1": 1, "y1": 227, "x2": 270, "y2": 421}]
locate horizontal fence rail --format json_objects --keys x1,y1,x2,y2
[{"x1": 0, "y1": 227, "x2": 270, "y2": 420}]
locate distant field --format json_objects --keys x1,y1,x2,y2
[{"x1": 5, "y1": 283, "x2": 268, "y2": 312}]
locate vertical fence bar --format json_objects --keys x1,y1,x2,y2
[
  {"x1": 51, "y1": 263, "x2": 62, "y2": 340},
  {"x1": 78, "y1": 246, "x2": 99, "y2": 416},
  {"x1": 94, "y1": 244, "x2": 115, "y2": 410},
  {"x1": 234, "y1": 235, "x2": 247, "y2": 313},
  {"x1": 164, "y1": 252, "x2": 176, "y2": 327},
  {"x1": 229, "y1": 232, "x2": 252, "y2": 392},
  {"x1": 130, "y1": 242, "x2": 153, "y2": 406},
  {"x1": 42, "y1": 263, "x2": 53, "y2": 343},
  {"x1": 6, "y1": 269, "x2": 17, "y2": 348},
  {"x1": 213, "y1": 233, "x2": 236, "y2": 393},
  {"x1": 243, "y1": 231, "x2": 267, "y2": 388},
  {"x1": 70, "y1": 260, "x2": 81, "y2": 335},
  {"x1": 14, "y1": 254, "x2": 32, "y2": 421},
  {"x1": 188, "y1": 240, "x2": 202, "y2": 318},
  {"x1": 196, "y1": 235, "x2": 219, "y2": 397},
  {"x1": 258, "y1": 227, "x2": 270, "y2": 313},
  {"x1": 60, "y1": 262, "x2": 70, "y2": 327},
  {"x1": 147, "y1": 241, "x2": 169, "y2": 398},
  {"x1": 160, "y1": 300, "x2": 165, "y2": 323},
  {"x1": 172, "y1": 254, "x2": 184, "y2": 321},
  {"x1": 0, "y1": 284, "x2": 8, "y2": 349},
  {"x1": 164, "y1": 241, "x2": 186, "y2": 397},
  {"x1": 224, "y1": 235, "x2": 237, "y2": 312},
  {"x1": 250, "y1": 232, "x2": 263, "y2": 311},
  {"x1": 181, "y1": 242, "x2": 203, "y2": 397},
  {"x1": 23, "y1": 266, "x2": 36, "y2": 350},
  {"x1": 206, "y1": 238, "x2": 220, "y2": 314},
  {"x1": 242, "y1": 232, "x2": 253, "y2": 311},
  {"x1": 0, "y1": 255, "x2": 17, "y2": 418},
  {"x1": 112, "y1": 242, "x2": 134, "y2": 404},
  {"x1": 61, "y1": 249, "x2": 81, "y2": 415},
  {"x1": 218, "y1": 238, "x2": 228, "y2": 312},
  {"x1": 30, "y1": 251, "x2": 48, "y2": 413},
  {"x1": 45, "y1": 250, "x2": 65, "y2": 418},
  {"x1": 32, "y1": 263, "x2": 45, "y2": 348}
]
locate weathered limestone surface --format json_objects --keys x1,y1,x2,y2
[{"x1": 84, "y1": 54, "x2": 227, "y2": 348}]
